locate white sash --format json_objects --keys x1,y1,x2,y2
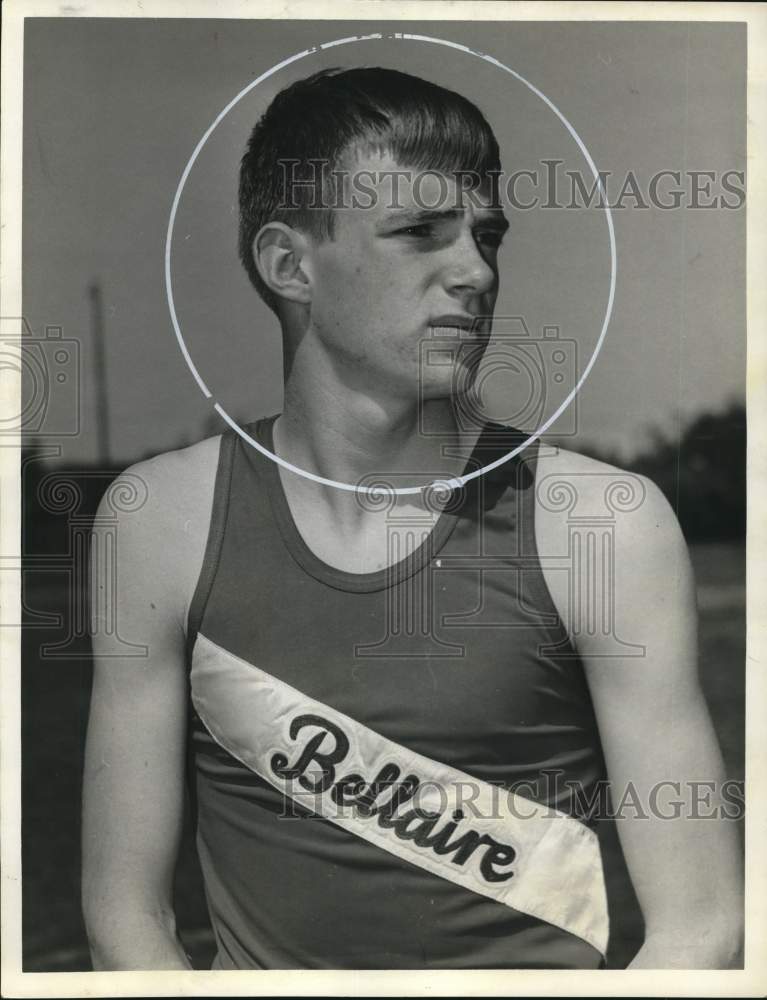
[{"x1": 191, "y1": 632, "x2": 609, "y2": 955}]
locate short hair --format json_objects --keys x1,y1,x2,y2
[{"x1": 238, "y1": 66, "x2": 502, "y2": 312}]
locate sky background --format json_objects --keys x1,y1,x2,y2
[{"x1": 21, "y1": 18, "x2": 746, "y2": 466}]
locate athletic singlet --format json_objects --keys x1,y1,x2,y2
[{"x1": 185, "y1": 416, "x2": 610, "y2": 970}]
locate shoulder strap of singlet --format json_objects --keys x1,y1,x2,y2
[
  {"x1": 184, "y1": 429, "x2": 237, "y2": 831},
  {"x1": 185, "y1": 429, "x2": 237, "y2": 665},
  {"x1": 515, "y1": 439, "x2": 577, "y2": 636},
  {"x1": 517, "y1": 436, "x2": 540, "y2": 557}
]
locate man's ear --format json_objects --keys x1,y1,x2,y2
[{"x1": 253, "y1": 222, "x2": 313, "y2": 306}]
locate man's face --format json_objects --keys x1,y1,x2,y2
[{"x1": 303, "y1": 150, "x2": 508, "y2": 402}]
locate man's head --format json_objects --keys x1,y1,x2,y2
[{"x1": 238, "y1": 67, "x2": 508, "y2": 400}]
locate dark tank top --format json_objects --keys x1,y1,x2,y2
[{"x1": 185, "y1": 416, "x2": 610, "y2": 970}]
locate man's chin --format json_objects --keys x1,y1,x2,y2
[{"x1": 419, "y1": 360, "x2": 482, "y2": 402}]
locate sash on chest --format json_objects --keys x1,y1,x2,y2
[{"x1": 191, "y1": 631, "x2": 609, "y2": 956}]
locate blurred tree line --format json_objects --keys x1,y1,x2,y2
[
  {"x1": 571, "y1": 400, "x2": 746, "y2": 542},
  {"x1": 24, "y1": 400, "x2": 746, "y2": 550}
]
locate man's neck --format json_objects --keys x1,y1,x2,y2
[
  {"x1": 275, "y1": 385, "x2": 474, "y2": 496},
  {"x1": 271, "y1": 324, "x2": 485, "y2": 526}
]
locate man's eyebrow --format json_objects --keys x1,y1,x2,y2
[
  {"x1": 376, "y1": 208, "x2": 510, "y2": 231},
  {"x1": 377, "y1": 208, "x2": 461, "y2": 229}
]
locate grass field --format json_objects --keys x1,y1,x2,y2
[{"x1": 19, "y1": 542, "x2": 745, "y2": 971}]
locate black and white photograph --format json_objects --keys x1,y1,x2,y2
[{"x1": 1, "y1": 1, "x2": 764, "y2": 995}]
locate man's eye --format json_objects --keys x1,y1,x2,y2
[{"x1": 397, "y1": 224, "x2": 433, "y2": 237}]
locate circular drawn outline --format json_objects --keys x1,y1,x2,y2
[{"x1": 165, "y1": 32, "x2": 617, "y2": 497}]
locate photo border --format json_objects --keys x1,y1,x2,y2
[{"x1": 1, "y1": 2, "x2": 764, "y2": 996}]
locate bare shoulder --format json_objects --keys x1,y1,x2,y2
[
  {"x1": 105, "y1": 432, "x2": 222, "y2": 529},
  {"x1": 97, "y1": 433, "x2": 223, "y2": 632},
  {"x1": 533, "y1": 442, "x2": 693, "y2": 647},
  {"x1": 534, "y1": 442, "x2": 685, "y2": 551}
]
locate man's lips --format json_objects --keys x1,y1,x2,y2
[
  {"x1": 425, "y1": 315, "x2": 491, "y2": 370},
  {"x1": 428, "y1": 314, "x2": 490, "y2": 336}
]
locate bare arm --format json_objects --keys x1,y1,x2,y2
[
  {"x1": 82, "y1": 446, "x2": 215, "y2": 970},
  {"x1": 538, "y1": 456, "x2": 743, "y2": 968}
]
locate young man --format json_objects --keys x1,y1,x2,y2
[{"x1": 82, "y1": 67, "x2": 743, "y2": 970}]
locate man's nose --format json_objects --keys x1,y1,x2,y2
[{"x1": 443, "y1": 230, "x2": 497, "y2": 299}]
